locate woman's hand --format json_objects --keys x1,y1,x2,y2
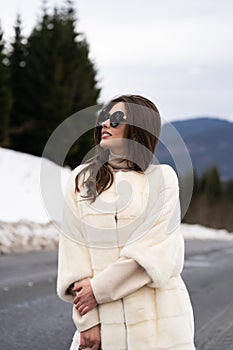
[
  {"x1": 79, "y1": 324, "x2": 101, "y2": 350},
  {"x1": 73, "y1": 280, "x2": 97, "y2": 315}
]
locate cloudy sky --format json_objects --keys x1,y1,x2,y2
[{"x1": 1, "y1": 0, "x2": 233, "y2": 122}]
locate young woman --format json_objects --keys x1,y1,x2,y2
[{"x1": 57, "y1": 94, "x2": 196, "y2": 350}]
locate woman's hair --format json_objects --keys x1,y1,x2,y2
[{"x1": 75, "y1": 94, "x2": 161, "y2": 202}]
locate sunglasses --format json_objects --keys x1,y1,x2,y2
[{"x1": 97, "y1": 110, "x2": 127, "y2": 128}]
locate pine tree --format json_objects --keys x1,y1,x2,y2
[
  {"x1": 8, "y1": 2, "x2": 100, "y2": 165},
  {"x1": 0, "y1": 26, "x2": 12, "y2": 146},
  {"x1": 224, "y1": 178, "x2": 233, "y2": 201},
  {"x1": 192, "y1": 169, "x2": 200, "y2": 197},
  {"x1": 202, "y1": 165, "x2": 222, "y2": 203},
  {"x1": 8, "y1": 14, "x2": 29, "y2": 149},
  {"x1": 57, "y1": 1, "x2": 101, "y2": 167}
]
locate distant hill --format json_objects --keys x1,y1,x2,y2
[{"x1": 156, "y1": 117, "x2": 233, "y2": 182}]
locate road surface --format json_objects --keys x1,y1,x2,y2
[{"x1": 1, "y1": 240, "x2": 233, "y2": 350}]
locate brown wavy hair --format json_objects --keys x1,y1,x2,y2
[{"x1": 75, "y1": 94, "x2": 161, "y2": 202}]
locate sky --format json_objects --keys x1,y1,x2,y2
[{"x1": 0, "y1": 0, "x2": 233, "y2": 122}]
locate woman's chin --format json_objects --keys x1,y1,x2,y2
[
  {"x1": 100, "y1": 138, "x2": 125, "y2": 153},
  {"x1": 100, "y1": 139, "x2": 110, "y2": 149}
]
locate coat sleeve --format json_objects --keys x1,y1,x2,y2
[
  {"x1": 57, "y1": 168, "x2": 100, "y2": 331},
  {"x1": 120, "y1": 164, "x2": 184, "y2": 289},
  {"x1": 90, "y1": 256, "x2": 152, "y2": 304},
  {"x1": 72, "y1": 281, "x2": 100, "y2": 332},
  {"x1": 72, "y1": 305, "x2": 100, "y2": 332},
  {"x1": 57, "y1": 167, "x2": 93, "y2": 302}
]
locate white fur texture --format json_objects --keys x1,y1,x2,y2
[{"x1": 57, "y1": 164, "x2": 196, "y2": 349}]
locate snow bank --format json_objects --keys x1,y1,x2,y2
[
  {"x1": 0, "y1": 219, "x2": 59, "y2": 254},
  {"x1": 0, "y1": 147, "x2": 71, "y2": 223},
  {"x1": 181, "y1": 223, "x2": 233, "y2": 240},
  {"x1": 0, "y1": 147, "x2": 71, "y2": 254}
]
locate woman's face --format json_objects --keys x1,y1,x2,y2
[{"x1": 99, "y1": 102, "x2": 127, "y2": 154}]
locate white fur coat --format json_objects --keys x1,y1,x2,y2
[{"x1": 57, "y1": 164, "x2": 196, "y2": 350}]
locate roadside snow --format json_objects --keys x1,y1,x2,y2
[
  {"x1": 0, "y1": 147, "x2": 232, "y2": 254},
  {"x1": 0, "y1": 220, "x2": 59, "y2": 254},
  {"x1": 0, "y1": 147, "x2": 71, "y2": 223},
  {"x1": 181, "y1": 223, "x2": 233, "y2": 241}
]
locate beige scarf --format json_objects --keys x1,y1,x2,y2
[{"x1": 107, "y1": 151, "x2": 131, "y2": 171}]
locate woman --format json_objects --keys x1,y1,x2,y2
[{"x1": 57, "y1": 94, "x2": 196, "y2": 350}]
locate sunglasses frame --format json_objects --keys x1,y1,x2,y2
[{"x1": 97, "y1": 110, "x2": 127, "y2": 128}]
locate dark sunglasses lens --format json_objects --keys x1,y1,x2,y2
[
  {"x1": 97, "y1": 111, "x2": 109, "y2": 126},
  {"x1": 110, "y1": 111, "x2": 125, "y2": 127}
]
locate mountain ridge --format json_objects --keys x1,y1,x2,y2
[{"x1": 156, "y1": 116, "x2": 233, "y2": 182}]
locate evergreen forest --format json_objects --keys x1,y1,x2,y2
[{"x1": 0, "y1": 1, "x2": 100, "y2": 167}]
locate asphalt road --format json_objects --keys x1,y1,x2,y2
[
  {"x1": 183, "y1": 240, "x2": 233, "y2": 350},
  {"x1": 1, "y1": 240, "x2": 233, "y2": 350}
]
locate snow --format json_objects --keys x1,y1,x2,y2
[
  {"x1": 0, "y1": 147, "x2": 71, "y2": 254},
  {"x1": 0, "y1": 220, "x2": 59, "y2": 254},
  {"x1": 0, "y1": 147, "x2": 71, "y2": 223},
  {"x1": 181, "y1": 223, "x2": 233, "y2": 241},
  {"x1": 0, "y1": 147, "x2": 232, "y2": 254}
]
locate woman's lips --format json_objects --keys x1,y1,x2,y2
[{"x1": 101, "y1": 132, "x2": 112, "y2": 139}]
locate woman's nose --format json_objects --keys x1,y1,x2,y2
[{"x1": 101, "y1": 118, "x2": 110, "y2": 128}]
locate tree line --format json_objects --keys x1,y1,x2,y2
[
  {"x1": 183, "y1": 165, "x2": 233, "y2": 232},
  {"x1": 0, "y1": 1, "x2": 100, "y2": 168}
]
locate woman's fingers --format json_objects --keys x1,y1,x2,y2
[
  {"x1": 74, "y1": 294, "x2": 97, "y2": 312},
  {"x1": 73, "y1": 294, "x2": 80, "y2": 304},
  {"x1": 76, "y1": 304, "x2": 91, "y2": 316},
  {"x1": 76, "y1": 303, "x2": 85, "y2": 313},
  {"x1": 80, "y1": 306, "x2": 90, "y2": 315},
  {"x1": 75, "y1": 296, "x2": 93, "y2": 307},
  {"x1": 73, "y1": 290, "x2": 88, "y2": 306},
  {"x1": 79, "y1": 332, "x2": 86, "y2": 348},
  {"x1": 80, "y1": 325, "x2": 101, "y2": 349},
  {"x1": 92, "y1": 342, "x2": 101, "y2": 350},
  {"x1": 72, "y1": 284, "x2": 82, "y2": 292},
  {"x1": 73, "y1": 281, "x2": 97, "y2": 315}
]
